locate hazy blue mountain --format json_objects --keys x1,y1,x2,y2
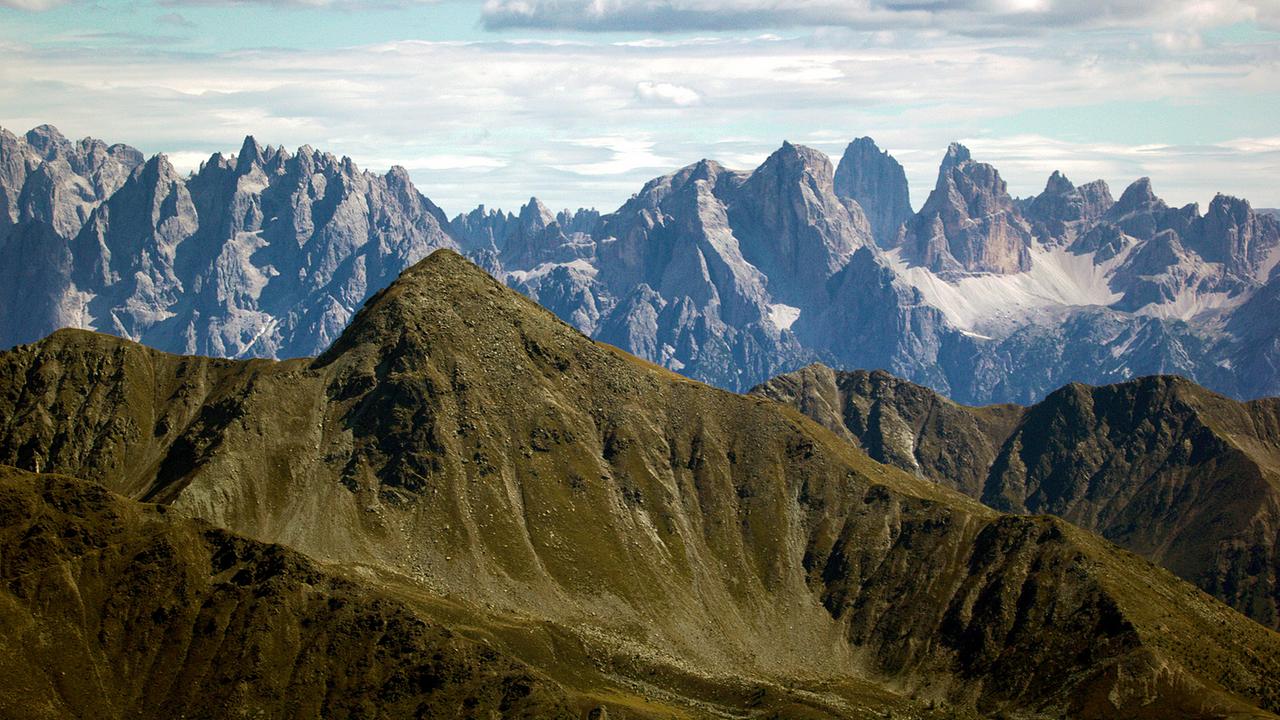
[{"x1": 4, "y1": 125, "x2": 1280, "y2": 401}]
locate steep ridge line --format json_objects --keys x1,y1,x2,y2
[{"x1": 0, "y1": 250, "x2": 1277, "y2": 717}]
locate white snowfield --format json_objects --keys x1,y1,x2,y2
[
  {"x1": 886, "y1": 245, "x2": 1127, "y2": 334},
  {"x1": 504, "y1": 258, "x2": 598, "y2": 284},
  {"x1": 767, "y1": 303, "x2": 801, "y2": 331}
]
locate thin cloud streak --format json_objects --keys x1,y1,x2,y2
[{"x1": 480, "y1": 0, "x2": 1279, "y2": 35}]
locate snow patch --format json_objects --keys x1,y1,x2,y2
[
  {"x1": 1133, "y1": 289, "x2": 1241, "y2": 322},
  {"x1": 505, "y1": 259, "x2": 598, "y2": 284},
  {"x1": 768, "y1": 303, "x2": 801, "y2": 330},
  {"x1": 886, "y1": 245, "x2": 1127, "y2": 334}
]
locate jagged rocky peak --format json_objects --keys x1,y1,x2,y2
[
  {"x1": 897, "y1": 141, "x2": 1033, "y2": 275},
  {"x1": 939, "y1": 141, "x2": 971, "y2": 171},
  {"x1": 556, "y1": 206, "x2": 600, "y2": 235},
  {"x1": 23, "y1": 124, "x2": 70, "y2": 157},
  {"x1": 1026, "y1": 170, "x2": 1115, "y2": 244},
  {"x1": 833, "y1": 136, "x2": 912, "y2": 248},
  {"x1": 518, "y1": 196, "x2": 556, "y2": 231},
  {"x1": 0, "y1": 125, "x2": 145, "y2": 242},
  {"x1": 234, "y1": 135, "x2": 265, "y2": 172},
  {"x1": 758, "y1": 140, "x2": 835, "y2": 184},
  {"x1": 1113, "y1": 176, "x2": 1165, "y2": 216},
  {"x1": 1044, "y1": 169, "x2": 1074, "y2": 195},
  {"x1": 731, "y1": 141, "x2": 873, "y2": 304},
  {"x1": 1193, "y1": 193, "x2": 1280, "y2": 276}
]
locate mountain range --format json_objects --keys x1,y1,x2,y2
[
  {"x1": 4, "y1": 124, "x2": 1280, "y2": 403},
  {"x1": 2, "y1": 249, "x2": 1279, "y2": 718}
]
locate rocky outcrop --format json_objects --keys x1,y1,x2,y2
[
  {"x1": 1193, "y1": 193, "x2": 1280, "y2": 278},
  {"x1": 727, "y1": 141, "x2": 872, "y2": 305},
  {"x1": 896, "y1": 143, "x2": 1034, "y2": 276},
  {"x1": 756, "y1": 367, "x2": 1280, "y2": 630},
  {"x1": 1024, "y1": 170, "x2": 1113, "y2": 244},
  {"x1": 2, "y1": 251, "x2": 1278, "y2": 718},
  {"x1": 833, "y1": 136, "x2": 912, "y2": 247}
]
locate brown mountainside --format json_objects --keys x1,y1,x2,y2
[
  {"x1": 753, "y1": 364, "x2": 1280, "y2": 631},
  {"x1": 1, "y1": 250, "x2": 1278, "y2": 718},
  {"x1": 0, "y1": 467, "x2": 575, "y2": 719}
]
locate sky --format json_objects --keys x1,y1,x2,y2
[{"x1": 1, "y1": 0, "x2": 1278, "y2": 216}]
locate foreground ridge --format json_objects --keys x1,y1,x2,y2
[{"x1": 0, "y1": 250, "x2": 1277, "y2": 718}]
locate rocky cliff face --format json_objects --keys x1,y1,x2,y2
[
  {"x1": 0, "y1": 130, "x2": 457, "y2": 357},
  {"x1": 833, "y1": 137, "x2": 912, "y2": 248},
  {"x1": 755, "y1": 365, "x2": 1280, "y2": 630},
  {"x1": 896, "y1": 143, "x2": 1035, "y2": 276},
  {"x1": 488, "y1": 143, "x2": 872, "y2": 391},
  {"x1": 1023, "y1": 170, "x2": 1114, "y2": 244},
  {"x1": 5, "y1": 124, "x2": 1280, "y2": 404},
  {"x1": 1, "y1": 250, "x2": 1278, "y2": 718},
  {"x1": 0, "y1": 125, "x2": 143, "y2": 243}
]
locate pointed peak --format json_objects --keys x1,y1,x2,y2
[
  {"x1": 1044, "y1": 170, "x2": 1075, "y2": 195},
  {"x1": 1116, "y1": 177, "x2": 1162, "y2": 212},
  {"x1": 135, "y1": 152, "x2": 179, "y2": 185},
  {"x1": 315, "y1": 249, "x2": 544, "y2": 367},
  {"x1": 847, "y1": 136, "x2": 882, "y2": 152},
  {"x1": 760, "y1": 141, "x2": 831, "y2": 177},
  {"x1": 386, "y1": 164, "x2": 413, "y2": 186},
  {"x1": 236, "y1": 135, "x2": 264, "y2": 172},
  {"x1": 519, "y1": 196, "x2": 556, "y2": 228},
  {"x1": 941, "y1": 142, "x2": 971, "y2": 171}
]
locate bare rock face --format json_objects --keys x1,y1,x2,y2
[
  {"x1": 1193, "y1": 193, "x2": 1280, "y2": 278},
  {"x1": 897, "y1": 143, "x2": 1034, "y2": 276},
  {"x1": 1024, "y1": 170, "x2": 1114, "y2": 244},
  {"x1": 0, "y1": 128, "x2": 457, "y2": 357},
  {"x1": 0, "y1": 125, "x2": 143, "y2": 240},
  {"x1": 450, "y1": 197, "x2": 597, "y2": 272},
  {"x1": 2, "y1": 252, "x2": 1279, "y2": 718},
  {"x1": 728, "y1": 141, "x2": 873, "y2": 306},
  {"x1": 756, "y1": 367, "x2": 1280, "y2": 631},
  {"x1": 495, "y1": 143, "x2": 869, "y2": 391},
  {"x1": 833, "y1": 136, "x2": 912, "y2": 248}
]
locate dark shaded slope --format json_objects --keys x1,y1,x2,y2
[
  {"x1": 0, "y1": 466, "x2": 574, "y2": 720},
  {"x1": 0, "y1": 251, "x2": 1278, "y2": 717},
  {"x1": 755, "y1": 364, "x2": 1280, "y2": 630}
]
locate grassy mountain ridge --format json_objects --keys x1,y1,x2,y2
[
  {"x1": 1, "y1": 249, "x2": 1278, "y2": 717},
  {"x1": 0, "y1": 466, "x2": 577, "y2": 719},
  {"x1": 753, "y1": 364, "x2": 1280, "y2": 630}
]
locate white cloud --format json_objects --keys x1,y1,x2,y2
[
  {"x1": 550, "y1": 136, "x2": 678, "y2": 175},
  {"x1": 0, "y1": 0, "x2": 67, "y2": 9},
  {"x1": 1, "y1": 30, "x2": 1276, "y2": 213},
  {"x1": 635, "y1": 80, "x2": 702, "y2": 106}
]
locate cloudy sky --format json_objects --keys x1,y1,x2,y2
[{"x1": 1, "y1": 0, "x2": 1277, "y2": 215}]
